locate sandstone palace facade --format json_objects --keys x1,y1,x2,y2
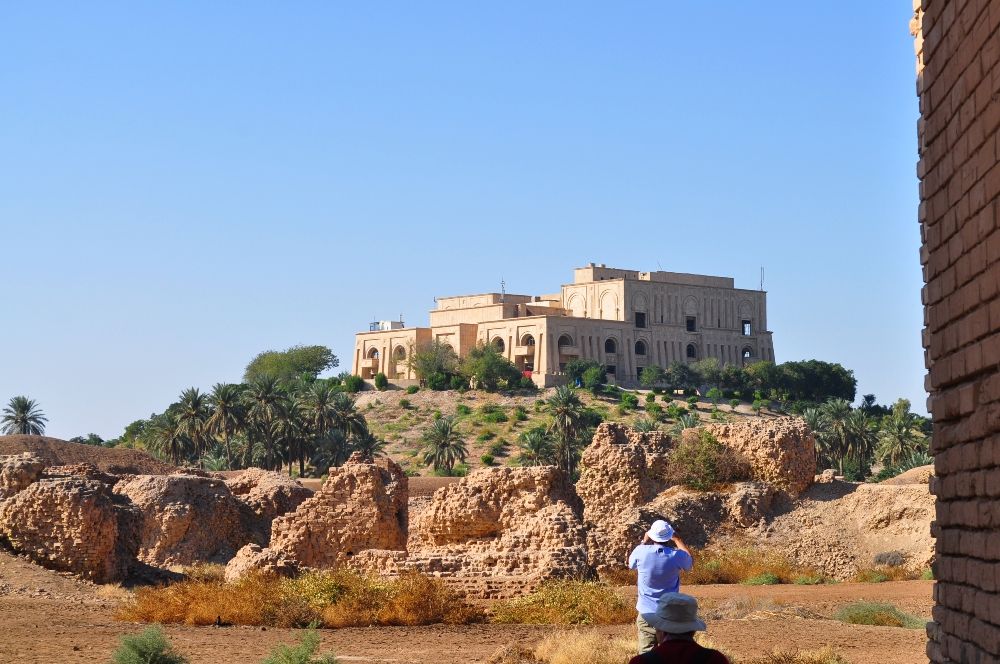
[{"x1": 352, "y1": 264, "x2": 775, "y2": 388}]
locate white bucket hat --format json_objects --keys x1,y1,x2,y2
[
  {"x1": 646, "y1": 519, "x2": 674, "y2": 543},
  {"x1": 641, "y1": 593, "x2": 707, "y2": 634}
]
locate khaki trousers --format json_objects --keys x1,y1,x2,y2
[{"x1": 636, "y1": 613, "x2": 658, "y2": 654}]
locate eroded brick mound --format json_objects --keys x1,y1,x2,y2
[
  {"x1": 576, "y1": 423, "x2": 673, "y2": 571},
  {"x1": 265, "y1": 454, "x2": 408, "y2": 569},
  {"x1": 114, "y1": 474, "x2": 262, "y2": 567},
  {"x1": 225, "y1": 468, "x2": 313, "y2": 528},
  {"x1": 0, "y1": 453, "x2": 45, "y2": 500},
  {"x1": 0, "y1": 435, "x2": 175, "y2": 475},
  {"x1": 224, "y1": 543, "x2": 300, "y2": 582},
  {"x1": 402, "y1": 466, "x2": 590, "y2": 597},
  {"x1": 880, "y1": 464, "x2": 933, "y2": 485},
  {"x1": 0, "y1": 478, "x2": 139, "y2": 583},
  {"x1": 703, "y1": 417, "x2": 817, "y2": 496},
  {"x1": 44, "y1": 462, "x2": 117, "y2": 484}
]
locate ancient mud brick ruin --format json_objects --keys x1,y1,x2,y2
[
  {"x1": 266, "y1": 453, "x2": 408, "y2": 568},
  {"x1": 704, "y1": 417, "x2": 817, "y2": 496},
  {"x1": 914, "y1": 1, "x2": 1000, "y2": 660}
]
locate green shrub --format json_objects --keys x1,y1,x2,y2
[
  {"x1": 432, "y1": 410, "x2": 442, "y2": 420},
  {"x1": 646, "y1": 403, "x2": 663, "y2": 419},
  {"x1": 111, "y1": 626, "x2": 188, "y2": 664},
  {"x1": 406, "y1": 385, "x2": 420, "y2": 395},
  {"x1": 620, "y1": 393, "x2": 639, "y2": 410},
  {"x1": 834, "y1": 602, "x2": 924, "y2": 629},
  {"x1": 488, "y1": 440, "x2": 508, "y2": 456},
  {"x1": 665, "y1": 403, "x2": 685, "y2": 420},
  {"x1": 455, "y1": 404, "x2": 472, "y2": 416},
  {"x1": 743, "y1": 572, "x2": 781, "y2": 586},
  {"x1": 426, "y1": 372, "x2": 449, "y2": 390},
  {"x1": 534, "y1": 399, "x2": 546, "y2": 412},
  {"x1": 793, "y1": 574, "x2": 825, "y2": 585},
  {"x1": 513, "y1": 405, "x2": 529, "y2": 421},
  {"x1": 450, "y1": 375, "x2": 467, "y2": 390},
  {"x1": 479, "y1": 404, "x2": 508, "y2": 423},
  {"x1": 261, "y1": 629, "x2": 338, "y2": 664},
  {"x1": 645, "y1": 392, "x2": 656, "y2": 403},
  {"x1": 398, "y1": 399, "x2": 412, "y2": 410},
  {"x1": 373, "y1": 373, "x2": 388, "y2": 391},
  {"x1": 706, "y1": 387, "x2": 723, "y2": 405},
  {"x1": 921, "y1": 568, "x2": 934, "y2": 580},
  {"x1": 342, "y1": 375, "x2": 364, "y2": 393},
  {"x1": 729, "y1": 398, "x2": 741, "y2": 410},
  {"x1": 476, "y1": 431, "x2": 496, "y2": 442},
  {"x1": 752, "y1": 399, "x2": 764, "y2": 415},
  {"x1": 481, "y1": 454, "x2": 495, "y2": 466},
  {"x1": 686, "y1": 396, "x2": 699, "y2": 407},
  {"x1": 665, "y1": 428, "x2": 749, "y2": 490}
]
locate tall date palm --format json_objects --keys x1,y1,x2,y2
[
  {"x1": 206, "y1": 383, "x2": 245, "y2": 470},
  {"x1": 175, "y1": 388, "x2": 211, "y2": 464},
  {"x1": 1, "y1": 396, "x2": 47, "y2": 435},
  {"x1": 546, "y1": 385, "x2": 584, "y2": 475}
]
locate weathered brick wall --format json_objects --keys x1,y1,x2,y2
[{"x1": 915, "y1": 1, "x2": 1000, "y2": 661}]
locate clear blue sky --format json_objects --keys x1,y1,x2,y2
[{"x1": 0, "y1": 3, "x2": 923, "y2": 439}]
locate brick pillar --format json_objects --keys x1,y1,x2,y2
[{"x1": 915, "y1": 1, "x2": 1000, "y2": 661}]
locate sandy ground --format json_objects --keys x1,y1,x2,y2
[{"x1": 0, "y1": 551, "x2": 932, "y2": 664}]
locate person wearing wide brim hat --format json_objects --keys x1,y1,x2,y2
[
  {"x1": 627, "y1": 519, "x2": 694, "y2": 654},
  {"x1": 627, "y1": 593, "x2": 729, "y2": 664}
]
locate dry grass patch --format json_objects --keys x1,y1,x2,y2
[
  {"x1": 491, "y1": 581, "x2": 633, "y2": 625},
  {"x1": 850, "y1": 566, "x2": 918, "y2": 583},
  {"x1": 736, "y1": 648, "x2": 849, "y2": 664},
  {"x1": 117, "y1": 570, "x2": 482, "y2": 628},
  {"x1": 684, "y1": 547, "x2": 822, "y2": 585}
]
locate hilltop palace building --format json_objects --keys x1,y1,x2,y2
[{"x1": 352, "y1": 264, "x2": 775, "y2": 388}]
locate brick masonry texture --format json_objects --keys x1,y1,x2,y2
[{"x1": 915, "y1": 0, "x2": 1000, "y2": 661}]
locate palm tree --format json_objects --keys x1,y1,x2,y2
[
  {"x1": 876, "y1": 404, "x2": 924, "y2": 467},
  {"x1": 150, "y1": 413, "x2": 191, "y2": 465},
  {"x1": 274, "y1": 396, "x2": 305, "y2": 476},
  {"x1": 820, "y1": 399, "x2": 853, "y2": 474},
  {"x1": 421, "y1": 416, "x2": 468, "y2": 474},
  {"x1": 546, "y1": 385, "x2": 584, "y2": 475},
  {"x1": 517, "y1": 427, "x2": 554, "y2": 466},
  {"x1": 206, "y1": 383, "x2": 245, "y2": 470},
  {"x1": 351, "y1": 430, "x2": 386, "y2": 461},
  {"x1": 1, "y1": 396, "x2": 47, "y2": 435},
  {"x1": 330, "y1": 392, "x2": 367, "y2": 441},
  {"x1": 298, "y1": 382, "x2": 340, "y2": 476},
  {"x1": 243, "y1": 376, "x2": 285, "y2": 469},
  {"x1": 845, "y1": 409, "x2": 878, "y2": 469},
  {"x1": 802, "y1": 407, "x2": 833, "y2": 468},
  {"x1": 175, "y1": 388, "x2": 211, "y2": 463},
  {"x1": 312, "y1": 428, "x2": 350, "y2": 473}
]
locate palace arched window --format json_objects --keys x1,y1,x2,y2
[
  {"x1": 635, "y1": 340, "x2": 647, "y2": 356},
  {"x1": 686, "y1": 344, "x2": 697, "y2": 359},
  {"x1": 604, "y1": 338, "x2": 617, "y2": 354}
]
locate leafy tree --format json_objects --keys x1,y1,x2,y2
[
  {"x1": 459, "y1": 343, "x2": 521, "y2": 391},
  {"x1": 743, "y1": 361, "x2": 783, "y2": 394},
  {"x1": 691, "y1": 358, "x2": 722, "y2": 388},
  {"x1": 581, "y1": 365, "x2": 607, "y2": 394},
  {"x1": 664, "y1": 362, "x2": 699, "y2": 392},
  {"x1": 70, "y1": 433, "x2": 106, "y2": 446},
  {"x1": 705, "y1": 387, "x2": 723, "y2": 407},
  {"x1": 243, "y1": 345, "x2": 339, "y2": 384},
  {"x1": 546, "y1": 385, "x2": 585, "y2": 476},
  {"x1": 421, "y1": 416, "x2": 468, "y2": 474},
  {"x1": 639, "y1": 365, "x2": 666, "y2": 388},
  {"x1": 206, "y1": 383, "x2": 245, "y2": 470},
  {"x1": 517, "y1": 427, "x2": 554, "y2": 466},
  {"x1": 409, "y1": 340, "x2": 459, "y2": 380},
  {"x1": 780, "y1": 360, "x2": 857, "y2": 403},
  {"x1": 175, "y1": 388, "x2": 211, "y2": 463},
  {"x1": 564, "y1": 359, "x2": 601, "y2": 384},
  {"x1": 876, "y1": 399, "x2": 925, "y2": 466},
  {"x1": 1, "y1": 396, "x2": 47, "y2": 435}
]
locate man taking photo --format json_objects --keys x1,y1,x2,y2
[{"x1": 627, "y1": 519, "x2": 693, "y2": 653}]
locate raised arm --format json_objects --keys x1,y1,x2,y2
[{"x1": 672, "y1": 534, "x2": 692, "y2": 557}]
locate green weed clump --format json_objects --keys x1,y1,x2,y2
[
  {"x1": 117, "y1": 571, "x2": 482, "y2": 628},
  {"x1": 491, "y1": 581, "x2": 633, "y2": 625},
  {"x1": 405, "y1": 385, "x2": 420, "y2": 394},
  {"x1": 111, "y1": 626, "x2": 188, "y2": 664},
  {"x1": 261, "y1": 629, "x2": 338, "y2": 664},
  {"x1": 834, "y1": 602, "x2": 925, "y2": 629},
  {"x1": 455, "y1": 404, "x2": 472, "y2": 416},
  {"x1": 743, "y1": 572, "x2": 781, "y2": 586},
  {"x1": 479, "y1": 404, "x2": 509, "y2": 423}
]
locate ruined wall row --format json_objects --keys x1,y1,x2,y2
[{"x1": 915, "y1": 1, "x2": 1000, "y2": 661}]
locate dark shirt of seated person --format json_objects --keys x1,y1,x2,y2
[{"x1": 627, "y1": 593, "x2": 729, "y2": 664}]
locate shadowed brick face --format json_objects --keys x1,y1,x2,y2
[{"x1": 915, "y1": 1, "x2": 1000, "y2": 661}]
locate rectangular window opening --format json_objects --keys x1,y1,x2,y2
[
  {"x1": 742, "y1": 319, "x2": 752, "y2": 336},
  {"x1": 686, "y1": 316, "x2": 696, "y2": 332},
  {"x1": 635, "y1": 312, "x2": 647, "y2": 328}
]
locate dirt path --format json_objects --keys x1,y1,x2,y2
[{"x1": 0, "y1": 549, "x2": 933, "y2": 664}]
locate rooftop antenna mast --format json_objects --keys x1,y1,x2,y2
[
  {"x1": 500, "y1": 278, "x2": 506, "y2": 303},
  {"x1": 760, "y1": 267, "x2": 764, "y2": 291}
]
